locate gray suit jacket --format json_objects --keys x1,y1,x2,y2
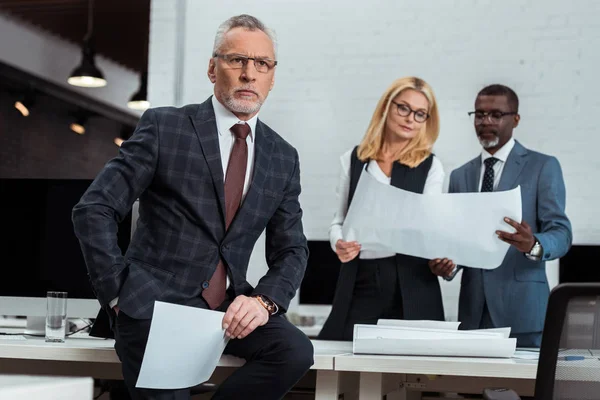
[
  {"x1": 449, "y1": 140, "x2": 572, "y2": 334},
  {"x1": 72, "y1": 97, "x2": 308, "y2": 320}
]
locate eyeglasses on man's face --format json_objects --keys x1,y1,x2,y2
[
  {"x1": 468, "y1": 111, "x2": 517, "y2": 125},
  {"x1": 391, "y1": 101, "x2": 429, "y2": 123},
  {"x1": 213, "y1": 53, "x2": 277, "y2": 73}
]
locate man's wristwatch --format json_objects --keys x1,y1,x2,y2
[
  {"x1": 254, "y1": 295, "x2": 278, "y2": 315},
  {"x1": 525, "y1": 240, "x2": 543, "y2": 261}
]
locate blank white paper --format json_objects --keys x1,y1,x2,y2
[
  {"x1": 513, "y1": 350, "x2": 540, "y2": 360},
  {"x1": 377, "y1": 319, "x2": 461, "y2": 330},
  {"x1": 353, "y1": 337, "x2": 517, "y2": 358},
  {"x1": 470, "y1": 327, "x2": 512, "y2": 338},
  {"x1": 136, "y1": 301, "x2": 229, "y2": 389},
  {"x1": 353, "y1": 324, "x2": 516, "y2": 358},
  {"x1": 341, "y1": 170, "x2": 522, "y2": 269},
  {"x1": 355, "y1": 324, "x2": 505, "y2": 340}
]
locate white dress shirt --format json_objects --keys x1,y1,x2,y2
[
  {"x1": 329, "y1": 148, "x2": 445, "y2": 259},
  {"x1": 212, "y1": 96, "x2": 257, "y2": 198},
  {"x1": 478, "y1": 137, "x2": 515, "y2": 191},
  {"x1": 110, "y1": 96, "x2": 257, "y2": 309}
]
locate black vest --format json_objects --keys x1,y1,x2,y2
[
  {"x1": 318, "y1": 146, "x2": 445, "y2": 340},
  {"x1": 348, "y1": 146, "x2": 432, "y2": 205}
]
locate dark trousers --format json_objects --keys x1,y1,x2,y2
[
  {"x1": 342, "y1": 256, "x2": 403, "y2": 340},
  {"x1": 113, "y1": 303, "x2": 314, "y2": 400},
  {"x1": 480, "y1": 301, "x2": 542, "y2": 348}
]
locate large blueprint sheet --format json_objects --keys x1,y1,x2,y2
[{"x1": 342, "y1": 171, "x2": 521, "y2": 269}]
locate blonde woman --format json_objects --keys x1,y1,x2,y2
[{"x1": 319, "y1": 77, "x2": 445, "y2": 341}]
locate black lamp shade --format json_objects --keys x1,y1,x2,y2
[
  {"x1": 68, "y1": 41, "x2": 107, "y2": 88},
  {"x1": 127, "y1": 71, "x2": 150, "y2": 110}
]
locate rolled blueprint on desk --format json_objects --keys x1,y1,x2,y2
[
  {"x1": 377, "y1": 319, "x2": 461, "y2": 330},
  {"x1": 341, "y1": 170, "x2": 522, "y2": 269},
  {"x1": 353, "y1": 324, "x2": 517, "y2": 358},
  {"x1": 136, "y1": 301, "x2": 229, "y2": 389}
]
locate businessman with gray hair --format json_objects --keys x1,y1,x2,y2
[{"x1": 73, "y1": 14, "x2": 313, "y2": 399}]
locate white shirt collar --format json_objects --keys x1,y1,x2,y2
[
  {"x1": 211, "y1": 95, "x2": 257, "y2": 142},
  {"x1": 481, "y1": 137, "x2": 515, "y2": 164}
]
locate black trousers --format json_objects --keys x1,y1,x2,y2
[
  {"x1": 342, "y1": 256, "x2": 404, "y2": 340},
  {"x1": 113, "y1": 301, "x2": 314, "y2": 400}
]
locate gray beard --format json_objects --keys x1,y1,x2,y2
[
  {"x1": 223, "y1": 95, "x2": 262, "y2": 115},
  {"x1": 479, "y1": 136, "x2": 499, "y2": 149}
]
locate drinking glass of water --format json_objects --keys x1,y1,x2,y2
[{"x1": 45, "y1": 291, "x2": 68, "y2": 342}]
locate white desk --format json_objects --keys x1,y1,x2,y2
[
  {"x1": 334, "y1": 353, "x2": 538, "y2": 400},
  {"x1": 0, "y1": 374, "x2": 93, "y2": 400},
  {"x1": 310, "y1": 340, "x2": 356, "y2": 400},
  {"x1": 0, "y1": 317, "x2": 25, "y2": 329},
  {"x1": 7, "y1": 335, "x2": 597, "y2": 399},
  {"x1": 297, "y1": 324, "x2": 324, "y2": 338},
  {"x1": 0, "y1": 336, "x2": 353, "y2": 399}
]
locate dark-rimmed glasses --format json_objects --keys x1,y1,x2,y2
[
  {"x1": 213, "y1": 53, "x2": 277, "y2": 73},
  {"x1": 391, "y1": 101, "x2": 429, "y2": 123},
  {"x1": 468, "y1": 111, "x2": 517, "y2": 125}
]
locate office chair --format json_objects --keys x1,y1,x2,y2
[{"x1": 483, "y1": 283, "x2": 600, "y2": 400}]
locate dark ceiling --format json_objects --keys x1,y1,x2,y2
[{"x1": 0, "y1": 0, "x2": 150, "y2": 74}]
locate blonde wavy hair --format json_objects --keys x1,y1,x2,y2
[{"x1": 357, "y1": 77, "x2": 440, "y2": 168}]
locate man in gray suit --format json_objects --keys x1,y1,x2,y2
[
  {"x1": 73, "y1": 14, "x2": 313, "y2": 400},
  {"x1": 429, "y1": 84, "x2": 572, "y2": 347}
]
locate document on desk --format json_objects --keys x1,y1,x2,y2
[
  {"x1": 136, "y1": 301, "x2": 229, "y2": 389},
  {"x1": 353, "y1": 324, "x2": 517, "y2": 358},
  {"x1": 513, "y1": 350, "x2": 540, "y2": 360},
  {"x1": 377, "y1": 319, "x2": 461, "y2": 330},
  {"x1": 341, "y1": 170, "x2": 522, "y2": 270},
  {"x1": 377, "y1": 320, "x2": 511, "y2": 338}
]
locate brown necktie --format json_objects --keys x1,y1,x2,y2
[{"x1": 203, "y1": 122, "x2": 250, "y2": 309}]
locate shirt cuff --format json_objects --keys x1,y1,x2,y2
[
  {"x1": 330, "y1": 229, "x2": 343, "y2": 253},
  {"x1": 264, "y1": 295, "x2": 279, "y2": 315},
  {"x1": 109, "y1": 297, "x2": 119, "y2": 309}
]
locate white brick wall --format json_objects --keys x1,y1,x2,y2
[
  {"x1": 147, "y1": 0, "x2": 181, "y2": 107},
  {"x1": 149, "y1": 0, "x2": 600, "y2": 317},
  {"x1": 0, "y1": 12, "x2": 142, "y2": 116}
]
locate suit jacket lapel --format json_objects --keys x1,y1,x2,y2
[
  {"x1": 466, "y1": 158, "x2": 481, "y2": 193},
  {"x1": 237, "y1": 120, "x2": 273, "y2": 215},
  {"x1": 189, "y1": 99, "x2": 226, "y2": 225},
  {"x1": 497, "y1": 140, "x2": 528, "y2": 191}
]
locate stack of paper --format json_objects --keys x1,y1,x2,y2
[{"x1": 352, "y1": 320, "x2": 517, "y2": 358}]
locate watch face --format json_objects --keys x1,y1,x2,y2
[
  {"x1": 261, "y1": 296, "x2": 273, "y2": 306},
  {"x1": 256, "y1": 296, "x2": 273, "y2": 313}
]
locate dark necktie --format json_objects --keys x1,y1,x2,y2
[
  {"x1": 481, "y1": 157, "x2": 499, "y2": 192},
  {"x1": 203, "y1": 122, "x2": 250, "y2": 309}
]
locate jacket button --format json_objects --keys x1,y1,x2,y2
[{"x1": 202, "y1": 281, "x2": 209, "y2": 289}]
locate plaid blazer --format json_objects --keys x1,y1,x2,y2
[{"x1": 73, "y1": 97, "x2": 308, "y2": 319}]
